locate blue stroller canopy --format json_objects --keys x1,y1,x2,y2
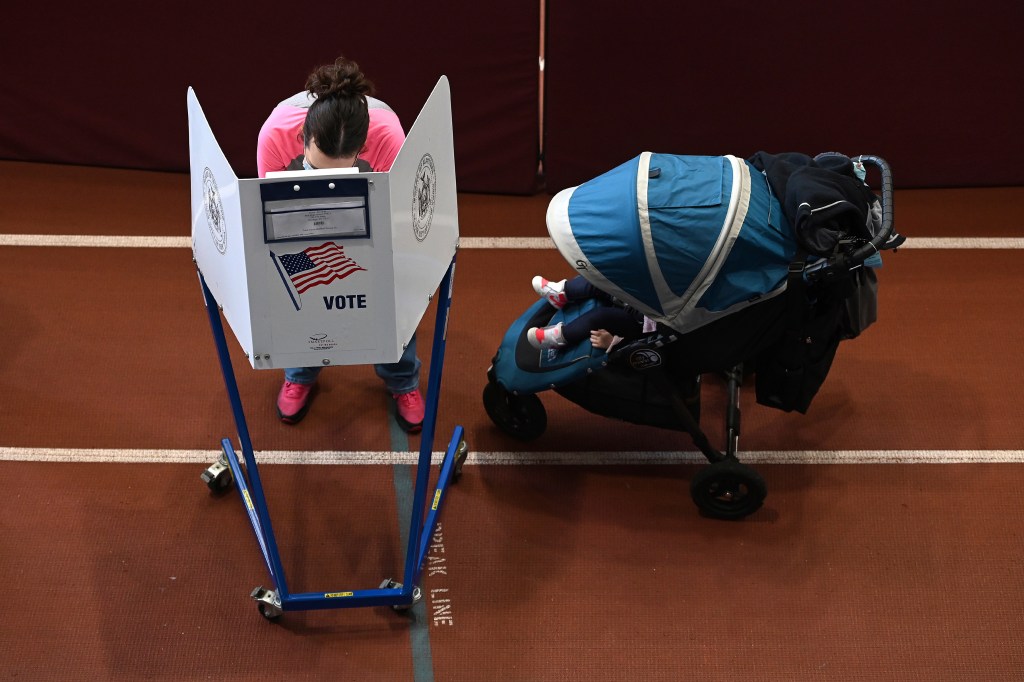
[{"x1": 546, "y1": 153, "x2": 799, "y2": 334}]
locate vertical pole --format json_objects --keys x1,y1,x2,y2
[
  {"x1": 401, "y1": 255, "x2": 457, "y2": 591},
  {"x1": 198, "y1": 271, "x2": 291, "y2": 600},
  {"x1": 724, "y1": 364, "x2": 742, "y2": 460}
]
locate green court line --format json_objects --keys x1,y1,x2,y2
[{"x1": 389, "y1": 405, "x2": 434, "y2": 682}]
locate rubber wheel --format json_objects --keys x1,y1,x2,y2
[
  {"x1": 690, "y1": 460, "x2": 767, "y2": 520},
  {"x1": 453, "y1": 440, "x2": 468, "y2": 482},
  {"x1": 440, "y1": 440, "x2": 469, "y2": 482},
  {"x1": 482, "y1": 382, "x2": 547, "y2": 441},
  {"x1": 257, "y1": 603, "x2": 281, "y2": 621},
  {"x1": 203, "y1": 467, "x2": 233, "y2": 493},
  {"x1": 392, "y1": 586, "x2": 423, "y2": 613}
]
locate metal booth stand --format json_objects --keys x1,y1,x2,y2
[{"x1": 187, "y1": 78, "x2": 465, "y2": 619}]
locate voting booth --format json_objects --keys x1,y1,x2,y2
[{"x1": 189, "y1": 77, "x2": 465, "y2": 618}]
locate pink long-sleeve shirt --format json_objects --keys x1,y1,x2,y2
[{"x1": 256, "y1": 93, "x2": 405, "y2": 178}]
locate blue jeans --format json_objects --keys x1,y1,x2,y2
[{"x1": 284, "y1": 333, "x2": 421, "y2": 394}]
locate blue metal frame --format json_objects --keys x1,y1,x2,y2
[{"x1": 198, "y1": 255, "x2": 462, "y2": 612}]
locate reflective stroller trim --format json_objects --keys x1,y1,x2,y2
[{"x1": 646, "y1": 153, "x2": 748, "y2": 330}]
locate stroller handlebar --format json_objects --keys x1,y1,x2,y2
[
  {"x1": 806, "y1": 153, "x2": 902, "y2": 281},
  {"x1": 851, "y1": 154, "x2": 897, "y2": 259}
]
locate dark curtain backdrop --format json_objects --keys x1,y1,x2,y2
[
  {"x1": 1, "y1": 1, "x2": 1021, "y2": 193},
  {"x1": 0, "y1": 1, "x2": 541, "y2": 194},
  {"x1": 543, "y1": 1, "x2": 1024, "y2": 191}
]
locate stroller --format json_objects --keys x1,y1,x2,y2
[{"x1": 483, "y1": 151, "x2": 902, "y2": 520}]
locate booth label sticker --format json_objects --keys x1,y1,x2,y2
[
  {"x1": 325, "y1": 592, "x2": 354, "y2": 599},
  {"x1": 412, "y1": 153, "x2": 437, "y2": 242},
  {"x1": 307, "y1": 332, "x2": 338, "y2": 352},
  {"x1": 202, "y1": 167, "x2": 227, "y2": 254}
]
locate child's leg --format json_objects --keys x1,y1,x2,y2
[
  {"x1": 540, "y1": 303, "x2": 634, "y2": 348},
  {"x1": 563, "y1": 276, "x2": 614, "y2": 304},
  {"x1": 533, "y1": 275, "x2": 615, "y2": 309},
  {"x1": 528, "y1": 279, "x2": 635, "y2": 350},
  {"x1": 562, "y1": 305, "x2": 641, "y2": 345}
]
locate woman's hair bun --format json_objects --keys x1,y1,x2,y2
[{"x1": 306, "y1": 56, "x2": 375, "y2": 100}]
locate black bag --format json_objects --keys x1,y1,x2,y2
[
  {"x1": 747, "y1": 151, "x2": 882, "y2": 413},
  {"x1": 840, "y1": 266, "x2": 878, "y2": 340},
  {"x1": 754, "y1": 293, "x2": 845, "y2": 414}
]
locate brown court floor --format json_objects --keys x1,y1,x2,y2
[{"x1": 1, "y1": 160, "x2": 1024, "y2": 681}]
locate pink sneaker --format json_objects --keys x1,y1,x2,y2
[
  {"x1": 532, "y1": 276, "x2": 568, "y2": 309},
  {"x1": 527, "y1": 322, "x2": 567, "y2": 349},
  {"x1": 393, "y1": 389, "x2": 425, "y2": 433},
  {"x1": 276, "y1": 381, "x2": 315, "y2": 424}
]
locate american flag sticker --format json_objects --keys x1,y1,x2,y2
[{"x1": 270, "y1": 242, "x2": 366, "y2": 311}]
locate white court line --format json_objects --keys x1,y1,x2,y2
[
  {"x1": 897, "y1": 238, "x2": 1024, "y2": 249},
  {"x1": 1, "y1": 235, "x2": 1023, "y2": 250},
  {"x1": 0, "y1": 234, "x2": 192, "y2": 248},
  {"x1": 1, "y1": 446, "x2": 1022, "y2": 465},
  {"x1": 1, "y1": 234, "x2": 1019, "y2": 467}
]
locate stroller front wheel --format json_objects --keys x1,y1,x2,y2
[
  {"x1": 690, "y1": 460, "x2": 766, "y2": 520},
  {"x1": 482, "y1": 382, "x2": 547, "y2": 441}
]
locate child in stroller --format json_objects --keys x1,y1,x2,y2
[
  {"x1": 527, "y1": 275, "x2": 651, "y2": 350},
  {"x1": 483, "y1": 151, "x2": 901, "y2": 520}
]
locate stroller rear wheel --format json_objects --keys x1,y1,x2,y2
[
  {"x1": 483, "y1": 382, "x2": 547, "y2": 441},
  {"x1": 690, "y1": 460, "x2": 766, "y2": 520}
]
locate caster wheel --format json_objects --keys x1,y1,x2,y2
[
  {"x1": 439, "y1": 440, "x2": 469, "y2": 483},
  {"x1": 482, "y1": 382, "x2": 547, "y2": 441},
  {"x1": 380, "y1": 579, "x2": 422, "y2": 613},
  {"x1": 690, "y1": 460, "x2": 766, "y2": 520},
  {"x1": 452, "y1": 440, "x2": 468, "y2": 482},
  {"x1": 201, "y1": 461, "x2": 233, "y2": 493},
  {"x1": 251, "y1": 586, "x2": 282, "y2": 620},
  {"x1": 392, "y1": 586, "x2": 423, "y2": 613}
]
